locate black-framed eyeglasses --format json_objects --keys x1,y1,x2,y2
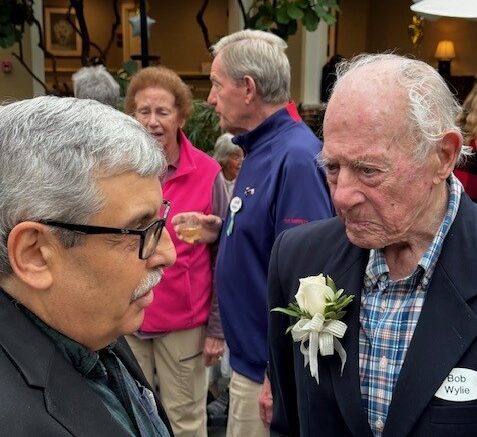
[{"x1": 38, "y1": 200, "x2": 171, "y2": 260}]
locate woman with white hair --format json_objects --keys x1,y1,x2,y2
[
  {"x1": 72, "y1": 65, "x2": 120, "y2": 108},
  {"x1": 213, "y1": 133, "x2": 244, "y2": 201}
]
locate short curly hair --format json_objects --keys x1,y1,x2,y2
[{"x1": 124, "y1": 66, "x2": 193, "y2": 121}]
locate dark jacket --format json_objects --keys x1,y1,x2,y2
[
  {"x1": 268, "y1": 194, "x2": 477, "y2": 437},
  {"x1": 0, "y1": 291, "x2": 173, "y2": 436}
]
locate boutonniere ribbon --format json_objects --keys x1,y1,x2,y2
[{"x1": 272, "y1": 274, "x2": 354, "y2": 384}]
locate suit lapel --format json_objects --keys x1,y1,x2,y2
[
  {"x1": 0, "y1": 292, "x2": 130, "y2": 436},
  {"x1": 384, "y1": 197, "x2": 477, "y2": 436},
  {"x1": 45, "y1": 338, "x2": 174, "y2": 436},
  {"x1": 44, "y1": 353, "x2": 131, "y2": 437},
  {"x1": 327, "y1": 249, "x2": 374, "y2": 437},
  {"x1": 384, "y1": 265, "x2": 477, "y2": 436}
]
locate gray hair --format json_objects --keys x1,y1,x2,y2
[
  {"x1": 332, "y1": 53, "x2": 470, "y2": 164},
  {"x1": 213, "y1": 133, "x2": 242, "y2": 165},
  {"x1": 211, "y1": 29, "x2": 290, "y2": 104},
  {"x1": 72, "y1": 65, "x2": 120, "y2": 108},
  {"x1": 0, "y1": 96, "x2": 166, "y2": 277}
]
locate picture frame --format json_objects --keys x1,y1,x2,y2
[{"x1": 44, "y1": 7, "x2": 81, "y2": 57}]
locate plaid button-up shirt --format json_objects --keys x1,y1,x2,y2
[{"x1": 359, "y1": 175, "x2": 463, "y2": 436}]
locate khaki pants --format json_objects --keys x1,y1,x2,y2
[
  {"x1": 226, "y1": 371, "x2": 269, "y2": 437},
  {"x1": 126, "y1": 326, "x2": 208, "y2": 437}
]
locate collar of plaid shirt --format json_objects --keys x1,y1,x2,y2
[{"x1": 359, "y1": 174, "x2": 463, "y2": 436}]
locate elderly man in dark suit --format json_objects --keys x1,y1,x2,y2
[
  {"x1": 268, "y1": 53, "x2": 477, "y2": 436},
  {"x1": 0, "y1": 96, "x2": 176, "y2": 436}
]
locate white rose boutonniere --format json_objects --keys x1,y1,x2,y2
[{"x1": 272, "y1": 274, "x2": 354, "y2": 384}]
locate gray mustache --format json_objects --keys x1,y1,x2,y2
[{"x1": 131, "y1": 269, "x2": 163, "y2": 302}]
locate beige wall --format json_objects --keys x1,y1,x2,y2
[
  {"x1": 287, "y1": 25, "x2": 303, "y2": 103},
  {"x1": 149, "y1": 0, "x2": 228, "y2": 72},
  {"x1": 337, "y1": 0, "x2": 477, "y2": 76},
  {"x1": 44, "y1": 0, "x2": 125, "y2": 90},
  {"x1": 42, "y1": 0, "x2": 228, "y2": 92},
  {"x1": 0, "y1": 29, "x2": 33, "y2": 102},
  {"x1": 45, "y1": 0, "x2": 228, "y2": 73},
  {"x1": 336, "y1": 0, "x2": 370, "y2": 58}
]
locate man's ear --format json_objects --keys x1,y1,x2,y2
[
  {"x1": 7, "y1": 222, "x2": 55, "y2": 290},
  {"x1": 243, "y1": 75, "x2": 257, "y2": 105},
  {"x1": 434, "y1": 131, "x2": 463, "y2": 184}
]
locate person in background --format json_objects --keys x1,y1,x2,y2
[
  {"x1": 207, "y1": 133, "x2": 244, "y2": 423},
  {"x1": 124, "y1": 66, "x2": 227, "y2": 437},
  {"x1": 320, "y1": 54, "x2": 344, "y2": 103},
  {"x1": 173, "y1": 29, "x2": 334, "y2": 437},
  {"x1": 72, "y1": 64, "x2": 120, "y2": 108},
  {"x1": 0, "y1": 96, "x2": 176, "y2": 436},
  {"x1": 454, "y1": 82, "x2": 477, "y2": 201},
  {"x1": 268, "y1": 53, "x2": 475, "y2": 437},
  {"x1": 213, "y1": 132, "x2": 244, "y2": 201}
]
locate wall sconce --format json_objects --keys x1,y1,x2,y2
[
  {"x1": 128, "y1": 0, "x2": 157, "y2": 67},
  {"x1": 129, "y1": 14, "x2": 156, "y2": 39},
  {"x1": 435, "y1": 40, "x2": 455, "y2": 77}
]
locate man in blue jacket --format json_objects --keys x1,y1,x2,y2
[{"x1": 174, "y1": 29, "x2": 334, "y2": 436}]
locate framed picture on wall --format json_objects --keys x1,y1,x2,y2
[{"x1": 44, "y1": 7, "x2": 81, "y2": 56}]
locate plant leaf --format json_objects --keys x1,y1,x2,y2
[
  {"x1": 302, "y1": 9, "x2": 319, "y2": 32},
  {"x1": 276, "y1": 6, "x2": 290, "y2": 24},
  {"x1": 285, "y1": 325, "x2": 295, "y2": 334},
  {"x1": 336, "y1": 310, "x2": 346, "y2": 319},
  {"x1": 287, "y1": 3, "x2": 304, "y2": 20},
  {"x1": 271, "y1": 307, "x2": 301, "y2": 318},
  {"x1": 326, "y1": 275, "x2": 337, "y2": 292}
]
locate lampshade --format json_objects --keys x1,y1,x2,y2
[
  {"x1": 434, "y1": 40, "x2": 455, "y2": 60},
  {"x1": 411, "y1": 0, "x2": 477, "y2": 21}
]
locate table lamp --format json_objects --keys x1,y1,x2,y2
[{"x1": 435, "y1": 40, "x2": 455, "y2": 77}]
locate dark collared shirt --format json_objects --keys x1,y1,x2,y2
[{"x1": 22, "y1": 306, "x2": 170, "y2": 437}]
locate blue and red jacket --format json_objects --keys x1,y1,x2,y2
[{"x1": 215, "y1": 102, "x2": 334, "y2": 383}]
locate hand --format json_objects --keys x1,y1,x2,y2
[
  {"x1": 259, "y1": 374, "x2": 273, "y2": 428},
  {"x1": 171, "y1": 212, "x2": 222, "y2": 244},
  {"x1": 203, "y1": 336, "x2": 225, "y2": 367}
]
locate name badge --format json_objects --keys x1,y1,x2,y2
[
  {"x1": 230, "y1": 196, "x2": 243, "y2": 214},
  {"x1": 435, "y1": 368, "x2": 477, "y2": 402},
  {"x1": 226, "y1": 196, "x2": 242, "y2": 236}
]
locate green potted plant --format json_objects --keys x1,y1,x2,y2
[{"x1": 184, "y1": 100, "x2": 221, "y2": 154}]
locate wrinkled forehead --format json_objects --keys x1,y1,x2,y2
[{"x1": 324, "y1": 65, "x2": 409, "y2": 144}]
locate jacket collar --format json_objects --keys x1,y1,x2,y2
[
  {"x1": 233, "y1": 101, "x2": 301, "y2": 154},
  {"x1": 325, "y1": 241, "x2": 374, "y2": 437},
  {"x1": 0, "y1": 291, "x2": 172, "y2": 436},
  {"x1": 326, "y1": 195, "x2": 477, "y2": 436},
  {"x1": 383, "y1": 194, "x2": 477, "y2": 436},
  {"x1": 165, "y1": 130, "x2": 197, "y2": 183}
]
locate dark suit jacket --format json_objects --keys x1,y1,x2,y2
[
  {"x1": 0, "y1": 290, "x2": 173, "y2": 436},
  {"x1": 268, "y1": 194, "x2": 477, "y2": 437}
]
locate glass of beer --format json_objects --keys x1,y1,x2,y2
[{"x1": 176, "y1": 214, "x2": 202, "y2": 244}]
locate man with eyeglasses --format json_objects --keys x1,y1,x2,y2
[{"x1": 0, "y1": 96, "x2": 176, "y2": 436}]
